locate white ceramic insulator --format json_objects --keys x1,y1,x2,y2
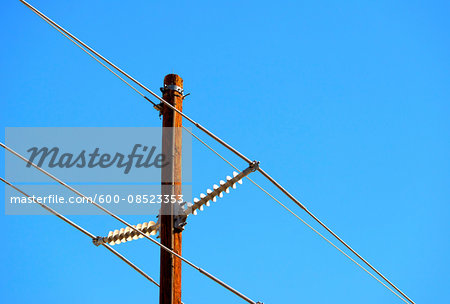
[
  {"x1": 132, "y1": 225, "x2": 139, "y2": 240},
  {"x1": 125, "y1": 227, "x2": 133, "y2": 241},
  {"x1": 136, "y1": 224, "x2": 144, "y2": 239},
  {"x1": 107, "y1": 230, "x2": 114, "y2": 245}
]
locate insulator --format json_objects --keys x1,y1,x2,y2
[
  {"x1": 185, "y1": 162, "x2": 259, "y2": 217},
  {"x1": 132, "y1": 224, "x2": 139, "y2": 240},
  {"x1": 200, "y1": 193, "x2": 211, "y2": 207},
  {"x1": 218, "y1": 181, "x2": 225, "y2": 197},
  {"x1": 112, "y1": 229, "x2": 120, "y2": 244},
  {"x1": 107, "y1": 230, "x2": 117, "y2": 245},
  {"x1": 103, "y1": 220, "x2": 158, "y2": 246},
  {"x1": 124, "y1": 226, "x2": 133, "y2": 241},
  {"x1": 234, "y1": 172, "x2": 243, "y2": 184},
  {"x1": 105, "y1": 231, "x2": 113, "y2": 245},
  {"x1": 212, "y1": 185, "x2": 219, "y2": 201},
  {"x1": 136, "y1": 223, "x2": 143, "y2": 239},
  {"x1": 206, "y1": 190, "x2": 212, "y2": 205},
  {"x1": 142, "y1": 222, "x2": 149, "y2": 237},
  {"x1": 117, "y1": 228, "x2": 125, "y2": 244}
]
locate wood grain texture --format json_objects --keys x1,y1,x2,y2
[{"x1": 160, "y1": 74, "x2": 183, "y2": 304}]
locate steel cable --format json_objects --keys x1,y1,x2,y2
[
  {"x1": 181, "y1": 128, "x2": 409, "y2": 304},
  {"x1": 19, "y1": 0, "x2": 251, "y2": 164},
  {"x1": 0, "y1": 177, "x2": 159, "y2": 287},
  {"x1": 18, "y1": 1, "x2": 415, "y2": 303},
  {"x1": 0, "y1": 142, "x2": 259, "y2": 304}
]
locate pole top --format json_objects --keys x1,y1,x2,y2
[{"x1": 164, "y1": 74, "x2": 183, "y2": 88}]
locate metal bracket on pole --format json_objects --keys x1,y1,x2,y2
[
  {"x1": 160, "y1": 84, "x2": 184, "y2": 95},
  {"x1": 173, "y1": 201, "x2": 188, "y2": 232},
  {"x1": 174, "y1": 213, "x2": 188, "y2": 232}
]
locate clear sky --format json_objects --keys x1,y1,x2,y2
[{"x1": 1, "y1": 1, "x2": 449, "y2": 303}]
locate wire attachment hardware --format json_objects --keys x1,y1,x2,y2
[
  {"x1": 185, "y1": 161, "x2": 259, "y2": 216},
  {"x1": 160, "y1": 84, "x2": 184, "y2": 95},
  {"x1": 154, "y1": 103, "x2": 163, "y2": 112},
  {"x1": 174, "y1": 213, "x2": 188, "y2": 232},
  {"x1": 172, "y1": 201, "x2": 188, "y2": 232},
  {"x1": 92, "y1": 236, "x2": 104, "y2": 247}
]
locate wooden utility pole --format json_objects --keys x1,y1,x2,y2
[{"x1": 160, "y1": 74, "x2": 183, "y2": 304}]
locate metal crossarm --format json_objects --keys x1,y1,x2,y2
[{"x1": 185, "y1": 161, "x2": 259, "y2": 216}]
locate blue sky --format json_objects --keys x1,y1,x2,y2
[{"x1": 1, "y1": 0, "x2": 449, "y2": 303}]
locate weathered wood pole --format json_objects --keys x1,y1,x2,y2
[{"x1": 160, "y1": 74, "x2": 183, "y2": 304}]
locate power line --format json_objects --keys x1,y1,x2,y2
[
  {"x1": 0, "y1": 142, "x2": 260, "y2": 304},
  {"x1": 189, "y1": 126, "x2": 415, "y2": 304},
  {"x1": 0, "y1": 177, "x2": 159, "y2": 287},
  {"x1": 20, "y1": 0, "x2": 251, "y2": 164},
  {"x1": 258, "y1": 167, "x2": 417, "y2": 304},
  {"x1": 18, "y1": 1, "x2": 416, "y2": 303},
  {"x1": 181, "y1": 128, "x2": 410, "y2": 304},
  {"x1": 19, "y1": 1, "x2": 157, "y2": 107}
]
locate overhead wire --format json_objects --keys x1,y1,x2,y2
[
  {"x1": 181, "y1": 128, "x2": 409, "y2": 304},
  {"x1": 19, "y1": 0, "x2": 251, "y2": 164},
  {"x1": 0, "y1": 142, "x2": 259, "y2": 304},
  {"x1": 19, "y1": 1, "x2": 156, "y2": 107},
  {"x1": 18, "y1": 1, "x2": 415, "y2": 303},
  {"x1": 0, "y1": 177, "x2": 159, "y2": 287},
  {"x1": 254, "y1": 167, "x2": 416, "y2": 304}
]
